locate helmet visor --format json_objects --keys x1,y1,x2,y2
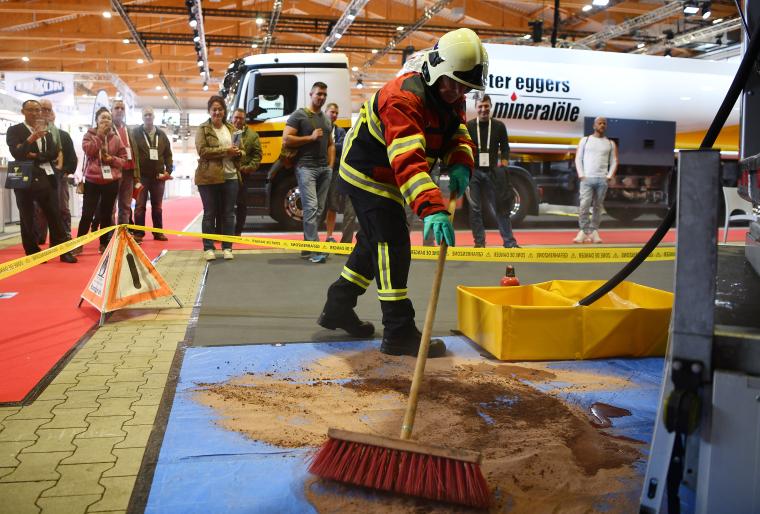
[{"x1": 453, "y1": 63, "x2": 486, "y2": 90}]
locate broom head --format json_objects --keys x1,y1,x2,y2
[{"x1": 308, "y1": 428, "x2": 490, "y2": 508}]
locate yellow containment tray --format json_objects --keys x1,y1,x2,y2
[{"x1": 457, "y1": 280, "x2": 673, "y2": 361}]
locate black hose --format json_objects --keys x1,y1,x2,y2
[
  {"x1": 578, "y1": 20, "x2": 760, "y2": 306},
  {"x1": 551, "y1": 0, "x2": 560, "y2": 48}
]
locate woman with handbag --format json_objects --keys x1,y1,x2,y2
[
  {"x1": 75, "y1": 108, "x2": 127, "y2": 254},
  {"x1": 195, "y1": 95, "x2": 242, "y2": 261}
]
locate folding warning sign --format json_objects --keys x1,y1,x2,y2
[{"x1": 80, "y1": 226, "x2": 182, "y2": 325}]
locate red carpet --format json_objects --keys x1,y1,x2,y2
[{"x1": 0, "y1": 197, "x2": 202, "y2": 404}]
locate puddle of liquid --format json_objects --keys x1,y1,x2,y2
[{"x1": 588, "y1": 402, "x2": 631, "y2": 429}]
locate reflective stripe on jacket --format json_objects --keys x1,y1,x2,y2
[{"x1": 339, "y1": 72, "x2": 475, "y2": 218}]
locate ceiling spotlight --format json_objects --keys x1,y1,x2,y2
[
  {"x1": 713, "y1": 18, "x2": 723, "y2": 24},
  {"x1": 637, "y1": 42, "x2": 646, "y2": 49},
  {"x1": 335, "y1": 33, "x2": 343, "y2": 39},
  {"x1": 122, "y1": 38, "x2": 130, "y2": 44},
  {"x1": 137, "y1": 58, "x2": 144, "y2": 64},
  {"x1": 193, "y1": 33, "x2": 201, "y2": 43},
  {"x1": 356, "y1": 79, "x2": 364, "y2": 89},
  {"x1": 351, "y1": 66, "x2": 358, "y2": 71},
  {"x1": 102, "y1": 11, "x2": 112, "y2": 18},
  {"x1": 147, "y1": 73, "x2": 154, "y2": 79},
  {"x1": 371, "y1": 49, "x2": 378, "y2": 54},
  {"x1": 156, "y1": 85, "x2": 162, "y2": 90},
  {"x1": 251, "y1": 43, "x2": 258, "y2": 48},
  {"x1": 396, "y1": 26, "x2": 404, "y2": 31},
  {"x1": 522, "y1": 34, "x2": 531, "y2": 40},
  {"x1": 255, "y1": 16, "x2": 264, "y2": 25},
  {"x1": 21, "y1": 56, "x2": 30, "y2": 62},
  {"x1": 197, "y1": 59, "x2": 204, "y2": 67},
  {"x1": 683, "y1": 1, "x2": 699, "y2": 14},
  {"x1": 163, "y1": 95, "x2": 168, "y2": 99},
  {"x1": 325, "y1": 46, "x2": 332, "y2": 52},
  {"x1": 701, "y1": 1, "x2": 712, "y2": 19},
  {"x1": 189, "y1": 16, "x2": 198, "y2": 29},
  {"x1": 203, "y1": 84, "x2": 209, "y2": 91},
  {"x1": 591, "y1": 0, "x2": 608, "y2": 6},
  {"x1": 199, "y1": 70, "x2": 205, "y2": 76},
  {"x1": 582, "y1": 4, "x2": 592, "y2": 12}
]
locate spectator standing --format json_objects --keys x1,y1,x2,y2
[
  {"x1": 77, "y1": 108, "x2": 127, "y2": 253},
  {"x1": 283, "y1": 82, "x2": 335, "y2": 263},
  {"x1": 195, "y1": 95, "x2": 241, "y2": 261},
  {"x1": 34, "y1": 99, "x2": 78, "y2": 241},
  {"x1": 574, "y1": 116, "x2": 618, "y2": 244},
  {"x1": 112, "y1": 100, "x2": 141, "y2": 229},
  {"x1": 466, "y1": 94, "x2": 519, "y2": 248},
  {"x1": 6, "y1": 100, "x2": 77, "y2": 263},
  {"x1": 231, "y1": 108, "x2": 262, "y2": 236},
  {"x1": 132, "y1": 106, "x2": 172, "y2": 243},
  {"x1": 323, "y1": 102, "x2": 358, "y2": 244},
  {"x1": 317, "y1": 28, "x2": 485, "y2": 357}
]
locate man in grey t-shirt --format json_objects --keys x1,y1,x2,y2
[{"x1": 283, "y1": 81, "x2": 335, "y2": 263}]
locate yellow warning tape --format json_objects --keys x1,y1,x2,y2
[
  {"x1": 0, "y1": 223, "x2": 675, "y2": 282},
  {"x1": 0, "y1": 226, "x2": 114, "y2": 281}
]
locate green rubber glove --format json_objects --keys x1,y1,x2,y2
[
  {"x1": 423, "y1": 212, "x2": 455, "y2": 247},
  {"x1": 448, "y1": 164, "x2": 471, "y2": 199}
]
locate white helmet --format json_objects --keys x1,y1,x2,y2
[{"x1": 421, "y1": 28, "x2": 488, "y2": 91}]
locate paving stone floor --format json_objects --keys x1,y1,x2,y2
[{"x1": 0, "y1": 250, "x2": 206, "y2": 514}]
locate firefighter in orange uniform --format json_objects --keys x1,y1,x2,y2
[{"x1": 317, "y1": 28, "x2": 488, "y2": 357}]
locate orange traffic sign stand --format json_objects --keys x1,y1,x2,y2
[{"x1": 79, "y1": 226, "x2": 183, "y2": 326}]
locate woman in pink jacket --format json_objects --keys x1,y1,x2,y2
[{"x1": 77, "y1": 108, "x2": 127, "y2": 253}]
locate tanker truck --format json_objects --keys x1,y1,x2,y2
[{"x1": 222, "y1": 44, "x2": 739, "y2": 229}]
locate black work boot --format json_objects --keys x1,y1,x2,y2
[
  {"x1": 318, "y1": 310, "x2": 376, "y2": 338},
  {"x1": 380, "y1": 327, "x2": 447, "y2": 358}
]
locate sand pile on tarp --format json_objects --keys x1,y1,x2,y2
[{"x1": 194, "y1": 351, "x2": 644, "y2": 513}]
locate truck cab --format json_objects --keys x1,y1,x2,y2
[{"x1": 221, "y1": 53, "x2": 351, "y2": 229}]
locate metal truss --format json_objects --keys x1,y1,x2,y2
[
  {"x1": 359, "y1": 0, "x2": 453, "y2": 78},
  {"x1": 262, "y1": 0, "x2": 283, "y2": 53},
  {"x1": 111, "y1": 0, "x2": 153, "y2": 63},
  {"x1": 633, "y1": 16, "x2": 742, "y2": 54},
  {"x1": 576, "y1": 1, "x2": 684, "y2": 48},
  {"x1": 319, "y1": 0, "x2": 370, "y2": 53}
]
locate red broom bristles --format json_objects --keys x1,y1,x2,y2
[{"x1": 308, "y1": 437, "x2": 490, "y2": 508}]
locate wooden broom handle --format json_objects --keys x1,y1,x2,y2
[{"x1": 400, "y1": 196, "x2": 458, "y2": 440}]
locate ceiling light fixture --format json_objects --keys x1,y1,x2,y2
[
  {"x1": 102, "y1": 11, "x2": 112, "y2": 18},
  {"x1": 356, "y1": 79, "x2": 364, "y2": 89},
  {"x1": 21, "y1": 56, "x2": 29, "y2": 62},
  {"x1": 122, "y1": 38, "x2": 130, "y2": 44},
  {"x1": 637, "y1": 42, "x2": 646, "y2": 49},
  {"x1": 582, "y1": 4, "x2": 592, "y2": 12},
  {"x1": 591, "y1": 0, "x2": 608, "y2": 6},
  {"x1": 189, "y1": 16, "x2": 198, "y2": 29},
  {"x1": 251, "y1": 43, "x2": 258, "y2": 48},
  {"x1": 156, "y1": 85, "x2": 162, "y2": 90},
  {"x1": 137, "y1": 58, "x2": 144, "y2": 64},
  {"x1": 683, "y1": 1, "x2": 699, "y2": 15},
  {"x1": 203, "y1": 83, "x2": 209, "y2": 91},
  {"x1": 713, "y1": 17, "x2": 723, "y2": 24},
  {"x1": 701, "y1": 1, "x2": 712, "y2": 19},
  {"x1": 147, "y1": 73, "x2": 154, "y2": 79},
  {"x1": 255, "y1": 16, "x2": 264, "y2": 25}
]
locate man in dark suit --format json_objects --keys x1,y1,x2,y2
[{"x1": 6, "y1": 99, "x2": 77, "y2": 263}]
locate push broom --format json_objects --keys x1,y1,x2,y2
[{"x1": 309, "y1": 197, "x2": 490, "y2": 508}]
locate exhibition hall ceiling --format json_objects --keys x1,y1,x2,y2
[{"x1": 0, "y1": 0, "x2": 741, "y2": 109}]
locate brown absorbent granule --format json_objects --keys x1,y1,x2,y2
[{"x1": 193, "y1": 352, "x2": 644, "y2": 513}]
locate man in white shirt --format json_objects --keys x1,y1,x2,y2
[{"x1": 574, "y1": 116, "x2": 618, "y2": 244}]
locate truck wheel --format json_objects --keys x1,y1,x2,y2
[
  {"x1": 605, "y1": 207, "x2": 640, "y2": 224},
  {"x1": 271, "y1": 174, "x2": 303, "y2": 230},
  {"x1": 510, "y1": 177, "x2": 532, "y2": 226}
]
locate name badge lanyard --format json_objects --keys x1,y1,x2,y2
[
  {"x1": 476, "y1": 118, "x2": 491, "y2": 167},
  {"x1": 100, "y1": 134, "x2": 113, "y2": 180},
  {"x1": 143, "y1": 130, "x2": 159, "y2": 161},
  {"x1": 115, "y1": 126, "x2": 132, "y2": 161}
]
